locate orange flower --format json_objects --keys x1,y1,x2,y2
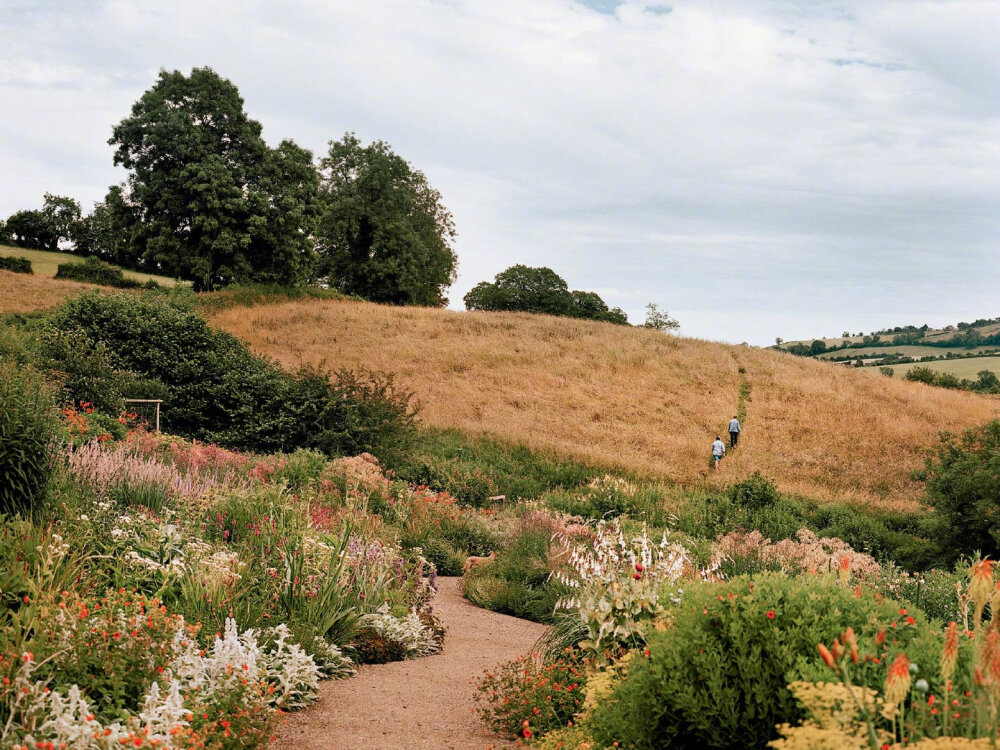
[
  {"x1": 838, "y1": 555, "x2": 851, "y2": 586},
  {"x1": 818, "y1": 643, "x2": 836, "y2": 669},
  {"x1": 884, "y1": 653, "x2": 912, "y2": 707},
  {"x1": 941, "y1": 621, "x2": 959, "y2": 682}
]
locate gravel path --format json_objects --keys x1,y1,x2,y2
[{"x1": 271, "y1": 577, "x2": 549, "y2": 749}]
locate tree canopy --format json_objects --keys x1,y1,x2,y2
[
  {"x1": 316, "y1": 133, "x2": 457, "y2": 306},
  {"x1": 109, "y1": 67, "x2": 319, "y2": 290},
  {"x1": 3, "y1": 194, "x2": 81, "y2": 251},
  {"x1": 464, "y1": 264, "x2": 628, "y2": 324}
]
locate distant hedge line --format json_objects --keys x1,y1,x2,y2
[
  {"x1": 0, "y1": 256, "x2": 33, "y2": 274},
  {"x1": 55, "y1": 257, "x2": 159, "y2": 290}
]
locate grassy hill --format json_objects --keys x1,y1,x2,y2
[
  {"x1": 0, "y1": 244, "x2": 180, "y2": 286},
  {"x1": 208, "y1": 297, "x2": 1000, "y2": 511}
]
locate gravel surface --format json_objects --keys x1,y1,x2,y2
[{"x1": 270, "y1": 576, "x2": 548, "y2": 749}]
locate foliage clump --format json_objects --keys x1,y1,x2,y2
[
  {"x1": 0, "y1": 362, "x2": 60, "y2": 515},
  {"x1": 55, "y1": 256, "x2": 158, "y2": 289},
  {"x1": 0, "y1": 255, "x2": 33, "y2": 274},
  {"x1": 921, "y1": 420, "x2": 1000, "y2": 561}
]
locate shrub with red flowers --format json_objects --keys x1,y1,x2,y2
[
  {"x1": 583, "y1": 572, "x2": 942, "y2": 749},
  {"x1": 474, "y1": 649, "x2": 588, "y2": 739}
]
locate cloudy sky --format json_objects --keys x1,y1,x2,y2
[{"x1": 2, "y1": 0, "x2": 998, "y2": 344}]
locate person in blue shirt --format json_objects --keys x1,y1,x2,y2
[
  {"x1": 712, "y1": 436, "x2": 726, "y2": 470},
  {"x1": 728, "y1": 416, "x2": 741, "y2": 448}
]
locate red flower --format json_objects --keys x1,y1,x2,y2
[{"x1": 766, "y1": 610, "x2": 776, "y2": 619}]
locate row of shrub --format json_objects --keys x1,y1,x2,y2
[
  {"x1": 0, "y1": 255, "x2": 32, "y2": 274},
  {"x1": 55, "y1": 255, "x2": 162, "y2": 289}
]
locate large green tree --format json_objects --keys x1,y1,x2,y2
[
  {"x1": 464, "y1": 264, "x2": 629, "y2": 324},
  {"x1": 316, "y1": 133, "x2": 457, "y2": 306},
  {"x1": 109, "y1": 67, "x2": 319, "y2": 289}
]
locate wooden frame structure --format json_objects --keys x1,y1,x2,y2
[{"x1": 124, "y1": 399, "x2": 163, "y2": 433}]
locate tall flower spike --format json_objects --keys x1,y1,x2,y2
[
  {"x1": 884, "y1": 653, "x2": 912, "y2": 708},
  {"x1": 838, "y1": 555, "x2": 851, "y2": 587},
  {"x1": 818, "y1": 643, "x2": 836, "y2": 669},
  {"x1": 970, "y1": 559, "x2": 995, "y2": 631},
  {"x1": 991, "y1": 581, "x2": 1000, "y2": 627},
  {"x1": 941, "y1": 621, "x2": 959, "y2": 682}
]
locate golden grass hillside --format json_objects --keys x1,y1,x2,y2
[
  {"x1": 209, "y1": 299, "x2": 1000, "y2": 511},
  {"x1": 0, "y1": 269, "x2": 100, "y2": 314}
]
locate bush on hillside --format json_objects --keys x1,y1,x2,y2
[
  {"x1": 920, "y1": 420, "x2": 1000, "y2": 561},
  {"x1": 0, "y1": 362, "x2": 60, "y2": 515},
  {"x1": 284, "y1": 365, "x2": 417, "y2": 469},
  {"x1": 45, "y1": 292, "x2": 418, "y2": 459},
  {"x1": 726, "y1": 471, "x2": 780, "y2": 510},
  {"x1": 54, "y1": 256, "x2": 158, "y2": 289},
  {"x1": 585, "y1": 573, "x2": 943, "y2": 749},
  {"x1": 0, "y1": 256, "x2": 33, "y2": 274}
]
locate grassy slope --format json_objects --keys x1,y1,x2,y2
[
  {"x1": 0, "y1": 269, "x2": 102, "y2": 314},
  {"x1": 208, "y1": 298, "x2": 1000, "y2": 511},
  {"x1": 0, "y1": 244, "x2": 180, "y2": 286}
]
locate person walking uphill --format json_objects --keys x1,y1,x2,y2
[
  {"x1": 712, "y1": 435, "x2": 726, "y2": 471},
  {"x1": 728, "y1": 415, "x2": 741, "y2": 448}
]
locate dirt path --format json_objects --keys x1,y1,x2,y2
[{"x1": 271, "y1": 577, "x2": 548, "y2": 749}]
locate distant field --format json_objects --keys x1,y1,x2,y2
[
  {"x1": 209, "y1": 298, "x2": 1000, "y2": 511},
  {"x1": 891, "y1": 356, "x2": 1000, "y2": 380},
  {"x1": 0, "y1": 245, "x2": 180, "y2": 287},
  {"x1": 817, "y1": 345, "x2": 999, "y2": 360}
]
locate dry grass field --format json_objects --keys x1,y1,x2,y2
[
  {"x1": 209, "y1": 298, "x2": 1000, "y2": 510},
  {"x1": 0, "y1": 269, "x2": 101, "y2": 314}
]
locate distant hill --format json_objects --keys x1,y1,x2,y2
[
  {"x1": 776, "y1": 317, "x2": 1000, "y2": 380},
  {"x1": 208, "y1": 297, "x2": 1000, "y2": 511}
]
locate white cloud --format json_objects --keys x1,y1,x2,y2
[{"x1": 1, "y1": 0, "x2": 997, "y2": 344}]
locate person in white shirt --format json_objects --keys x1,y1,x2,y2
[
  {"x1": 728, "y1": 416, "x2": 741, "y2": 448},
  {"x1": 711, "y1": 435, "x2": 726, "y2": 470}
]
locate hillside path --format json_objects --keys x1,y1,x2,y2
[{"x1": 270, "y1": 577, "x2": 548, "y2": 750}]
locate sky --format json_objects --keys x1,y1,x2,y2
[{"x1": 1, "y1": 0, "x2": 998, "y2": 345}]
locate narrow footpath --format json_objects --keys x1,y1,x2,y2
[{"x1": 270, "y1": 577, "x2": 549, "y2": 749}]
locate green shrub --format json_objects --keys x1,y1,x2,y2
[
  {"x1": 0, "y1": 255, "x2": 33, "y2": 274},
  {"x1": 726, "y1": 471, "x2": 780, "y2": 510},
  {"x1": 920, "y1": 420, "x2": 1000, "y2": 561},
  {"x1": 398, "y1": 428, "x2": 595, "y2": 505},
  {"x1": 273, "y1": 449, "x2": 328, "y2": 491},
  {"x1": 46, "y1": 292, "x2": 418, "y2": 459},
  {"x1": 810, "y1": 504, "x2": 944, "y2": 570},
  {"x1": 416, "y1": 536, "x2": 465, "y2": 576},
  {"x1": 54, "y1": 256, "x2": 153, "y2": 289},
  {"x1": 464, "y1": 526, "x2": 561, "y2": 622},
  {"x1": 475, "y1": 650, "x2": 588, "y2": 739},
  {"x1": 0, "y1": 362, "x2": 60, "y2": 515},
  {"x1": 586, "y1": 573, "x2": 941, "y2": 749},
  {"x1": 284, "y1": 366, "x2": 417, "y2": 469},
  {"x1": 352, "y1": 628, "x2": 407, "y2": 664}
]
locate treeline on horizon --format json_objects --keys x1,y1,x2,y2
[{"x1": 0, "y1": 66, "x2": 677, "y2": 329}]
